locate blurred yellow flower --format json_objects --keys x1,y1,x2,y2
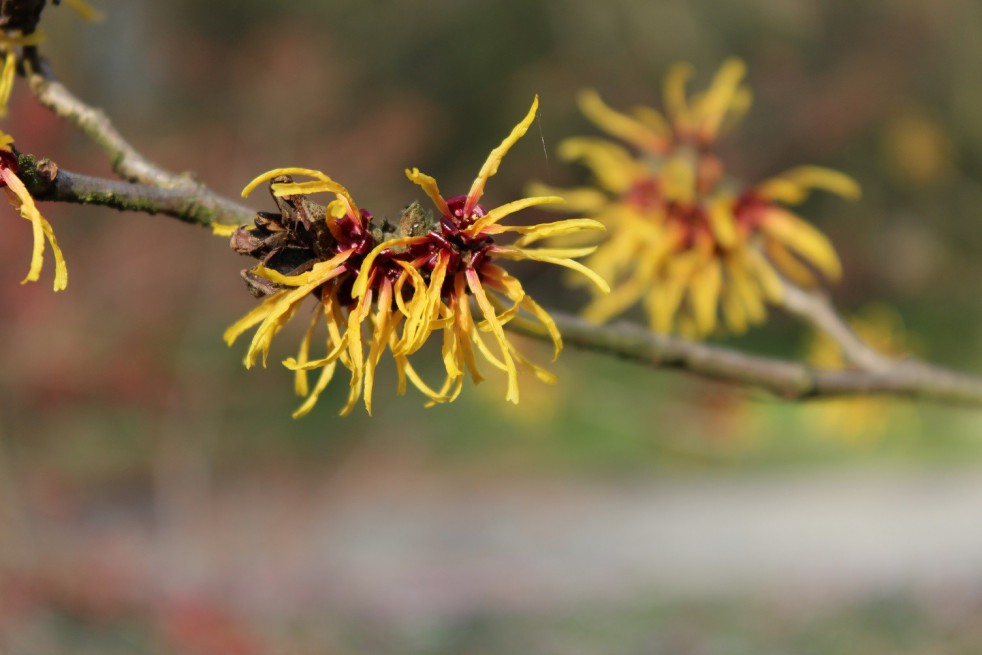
[
  {"x1": 0, "y1": 0, "x2": 103, "y2": 115},
  {"x1": 881, "y1": 110, "x2": 953, "y2": 188},
  {"x1": 807, "y1": 304, "x2": 915, "y2": 442},
  {"x1": 226, "y1": 98, "x2": 606, "y2": 417},
  {"x1": 0, "y1": 31, "x2": 43, "y2": 116},
  {"x1": 534, "y1": 59, "x2": 859, "y2": 338},
  {"x1": 0, "y1": 131, "x2": 67, "y2": 290}
]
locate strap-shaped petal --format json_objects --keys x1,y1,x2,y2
[
  {"x1": 493, "y1": 246, "x2": 610, "y2": 293},
  {"x1": 465, "y1": 96, "x2": 539, "y2": 216},
  {"x1": 691, "y1": 58, "x2": 747, "y2": 139},
  {"x1": 525, "y1": 182, "x2": 609, "y2": 213},
  {"x1": 465, "y1": 195, "x2": 564, "y2": 236},
  {"x1": 663, "y1": 62, "x2": 694, "y2": 129},
  {"x1": 406, "y1": 167, "x2": 450, "y2": 217},
  {"x1": 759, "y1": 207, "x2": 842, "y2": 281},
  {"x1": 62, "y1": 0, "x2": 105, "y2": 21},
  {"x1": 558, "y1": 137, "x2": 641, "y2": 193},
  {"x1": 578, "y1": 89, "x2": 668, "y2": 152},
  {"x1": 351, "y1": 235, "x2": 429, "y2": 299},
  {"x1": 4, "y1": 170, "x2": 68, "y2": 291},
  {"x1": 756, "y1": 166, "x2": 861, "y2": 204},
  {"x1": 466, "y1": 268, "x2": 519, "y2": 403}
]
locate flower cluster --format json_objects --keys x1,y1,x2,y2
[
  {"x1": 534, "y1": 59, "x2": 860, "y2": 338},
  {"x1": 224, "y1": 98, "x2": 607, "y2": 417},
  {"x1": 0, "y1": 130, "x2": 66, "y2": 290}
]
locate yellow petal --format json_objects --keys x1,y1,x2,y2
[
  {"x1": 630, "y1": 105, "x2": 673, "y2": 138},
  {"x1": 524, "y1": 182, "x2": 610, "y2": 213},
  {"x1": 405, "y1": 167, "x2": 451, "y2": 217},
  {"x1": 5, "y1": 170, "x2": 68, "y2": 291},
  {"x1": 760, "y1": 208, "x2": 842, "y2": 280},
  {"x1": 764, "y1": 239, "x2": 818, "y2": 289},
  {"x1": 663, "y1": 62, "x2": 694, "y2": 129},
  {"x1": 339, "y1": 290, "x2": 374, "y2": 416},
  {"x1": 644, "y1": 249, "x2": 702, "y2": 333},
  {"x1": 466, "y1": 96, "x2": 538, "y2": 216},
  {"x1": 451, "y1": 274, "x2": 483, "y2": 383},
  {"x1": 466, "y1": 269, "x2": 519, "y2": 403},
  {"x1": 707, "y1": 196, "x2": 738, "y2": 248},
  {"x1": 0, "y1": 31, "x2": 46, "y2": 47},
  {"x1": 725, "y1": 255, "x2": 767, "y2": 322},
  {"x1": 743, "y1": 247, "x2": 785, "y2": 301},
  {"x1": 691, "y1": 58, "x2": 747, "y2": 139},
  {"x1": 242, "y1": 169, "x2": 359, "y2": 218},
  {"x1": 293, "y1": 307, "x2": 322, "y2": 397},
  {"x1": 251, "y1": 249, "x2": 352, "y2": 286},
  {"x1": 501, "y1": 218, "x2": 605, "y2": 248},
  {"x1": 688, "y1": 257, "x2": 723, "y2": 336},
  {"x1": 351, "y1": 236, "x2": 429, "y2": 299},
  {"x1": 0, "y1": 51, "x2": 16, "y2": 118},
  {"x1": 660, "y1": 155, "x2": 696, "y2": 204},
  {"x1": 465, "y1": 195, "x2": 564, "y2": 236},
  {"x1": 62, "y1": 0, "x2": 106, "y2": 21},
  {"x1": 494, "y1": 246, "x2": 610, "y2": 293},
  {"x1": 557, "y1": 138, "x2": 640, "y2": 194},
  {"x1": 721, "y1": 287, "x2": 748, "y2": 333},
  {"x1": 580, "y1": 270, "x2": 651, "y2": 324},
  {"x1": 577, "y1": 89, "x2": 668, "y2": 151},
  {"x1": 756, "y1": 166, "x2": 861, "y2": 204},
  {"x1": 210, "y1": 222, "x2": 240, "y2": 237},
  {"x1": 291, "y1": 360, "x2": 338, "y2": 419},
  {"x1": 363, "y1": 280, "x2": 397, "y2": 415}
]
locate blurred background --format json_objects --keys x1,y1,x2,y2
[{"x1": 3, "y1": 0, "x2": 982, "y2": 652}]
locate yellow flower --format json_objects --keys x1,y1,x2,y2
[
  {"x1": 226, "y1": 98, "x2": 606, "y2": 417},
  {"x1": 0, "y1": 31, "x2": 43, "y2": 116},
  {"x1": 535, "y1": 59, "x2": 859, "y2": 338},
  {"x1": 356, "y1": 96, "x2": 608, "y2": 408},
  {"x1": 807, "y1": 305, "x2": 915, "y2": 442},
  {"x1": 0, "y1": 131, "x2": 67, "y2": 290},
  {"x1": 0, "y1": 0, "x2": 103, "y2": 115}
]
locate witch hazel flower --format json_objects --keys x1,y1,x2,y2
[
  {"x1": 534, "y1": 59, "x2": 859, "y2": 338},
  {"x1": 224, "y1": 97, "x2": 607, "y2": 417}
]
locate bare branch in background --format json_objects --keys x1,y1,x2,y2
[
  {"x1": 26, "y1": 65, "x2": 254, "y2": 225},
  {"x1": 511, "y1": 313, "x2": 982, "y2": 407},
  {"x1": 17, "y1": 154, "x2": 255, "y2": 227}
]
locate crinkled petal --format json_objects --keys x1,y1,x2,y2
[
  {"x1": 578, "y1": 89, "x2": 668, "y2": 152},
  {"x1": 405, "y1": 167, "x2": 451, "y2": 217},
  {"x1": 759, "y1": 208, "x2": 842, "y2": 280},
  {"x1": 465, "y1": 195, "x2": 564, "y2": 236},
  {"x1": 465, "y1": 96, "x2": 539, "y2": 216},
  {"x1": 756, "y1": 166, "x2": 861, "y2": 204}
]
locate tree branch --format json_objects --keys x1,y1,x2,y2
[
  {"x1": 510, "y1": 313, "x2": 982, "y2": 407},
  {"x1": 16, "y1": 154, "x2": 255, "y2": 227},
  {"x1": 28, "y1": 70, "x2": 183, "y2": 188},
  {"x1": 25, "y1": 65, "x2": 254, "y2": 226},
  {"x1": 776, "y1": 280, "x2": 896, "y2": 373}
]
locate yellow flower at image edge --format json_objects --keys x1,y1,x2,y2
[
  {"x1": 0, "y1": 132, "x2": 67, "y2": 291},
  {"x1": 0, "y1": 0, "x2": 103, "y2": 116},
  {"x1": 225, "y1": 97, "x2": 608, "y2": 417},
  {"x1": 534, "y1": 58, "x2": 860, "y2": 339}
]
